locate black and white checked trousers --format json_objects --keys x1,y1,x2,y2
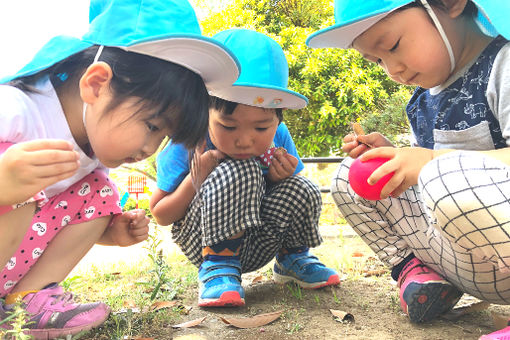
[
  {"x1": 331, "y1": 151, "x2": 510, "y2": 304},
  {"x1": 171, "y1": 158, "x2": 323, "y2": 273}
]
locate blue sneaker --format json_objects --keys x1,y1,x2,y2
[
  {"x1": 273, "y1": 250, "x2": 341, "y2": 289},
  {"x1": 198, "y1": 256, "x2": 245, "y2": 307}
]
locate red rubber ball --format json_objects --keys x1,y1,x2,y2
[{"x1": 348, "y1": 157, "x2": 393, "y2": 200}]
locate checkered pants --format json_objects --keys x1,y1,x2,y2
[
  {"x1": 171, "y1": 159, "x2": 323, "y2": 273},
  {"x1": 331, "y1": 151, "x2": 510, "y2": 304}
]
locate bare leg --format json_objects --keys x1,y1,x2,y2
[
  {"x1": 10, "y1": 216, "x2": 110, "y2": 293},
  {"x1": 0, "y1": 203, "x2": 36, "y2": 270}
]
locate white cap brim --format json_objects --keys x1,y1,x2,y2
[
  {"x1": 307, "y1": 12, "x2": 390, "y2": 48},
  {"x1": 211, "y1": 84, "x2": 308, "y2": 110},
  {"x1": 125, "y1": 37, "x2": 239, "y2": 91}
]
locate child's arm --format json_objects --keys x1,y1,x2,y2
[
  {"x1": 359, "y1": 146, "x2": 510, "y2": 199},
  {"x1": 0, "y1": 139, "x2": 80, "y2": 205},
  {"x1": 150, "y1": 148, "x2": 225, "y2": 226}
]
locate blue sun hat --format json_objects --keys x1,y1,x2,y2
[
  {"x1": 306, "y1": 0, "x2": 510, "y2": 49},
  {"x1": 1, "y1": 0, "x2": 240, "y2": 91},
  {"x1": 210, "y1": 28, "x2": 308, "y2": 110}
]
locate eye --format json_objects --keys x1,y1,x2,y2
[
  {"x1": 256, "y1": 127, "x2": 269, "y2": 132},
  {"x1": 145, "y1": 121, "x2": 159, "y2": 132},
  {"x1": 220, "y1": 124, "x2": 235, "y2": 131},
  {"x1": 390, "y1": 39, "x2": 400, "y2": 52}
]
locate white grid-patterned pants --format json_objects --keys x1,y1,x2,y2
[
  {"x1": 331, "y1": 151, "x2": 510, "y2": 304},
  {"x1": 171, "y1": 159, "x2": 323, "y2": 273}
]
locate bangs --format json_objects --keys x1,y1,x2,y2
[{"x1": 104, "y1": 50, "x2": 209, "y2": 150}]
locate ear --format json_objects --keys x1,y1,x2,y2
[
  {"x1": 442, "y1": 0, "x2": 468, "y2": 19},
  {"x1": 79, "y1": 62, "x2": 113, "y2": 104}
]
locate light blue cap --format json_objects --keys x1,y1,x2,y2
[
  {"x1": 306, "y1": 0, "x2": 510, "y2": 49},
  {"x1": 2, "y1": 0, "x2": 241, "y2": 91},
  {"x1": 210, "y1": 28, "x2": 308, "y2": 110}
]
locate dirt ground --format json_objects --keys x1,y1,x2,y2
[{"x1": 148, "y1": 228, "x2": 510, "y2": 340}]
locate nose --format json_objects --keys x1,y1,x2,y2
[
  {"x1": 381, "y1": 58, "x2": 405, "y2": 80},
  {"x1": 139, "y1": 136, "x2": 163, "y2": 160},
  {"x1": 235, "y1": 133, "x2": 253, "y2": 149}
]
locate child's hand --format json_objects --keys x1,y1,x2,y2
[
  {"x1": 360, "y1": 146, "x2": 434, "y2": 198},
  {"x1": 192, "y1": 141, "x2": 226, "y2": 183},
  {"x1": 342, "y1": 132, "x2": 394, "y2": 159},
  {"x1": 267, "y1": 148, "x2": 298, "y2": 182},
  {"x1": 0, "y1": 139, "x2": 80, "y2": 205},
  {"x1": 103, "y1": 209, "x2": 150, "y2": 247}
]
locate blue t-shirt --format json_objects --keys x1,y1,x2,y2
[{"x1": 156, "y1": 122, "x2": 304, "y2": 193}]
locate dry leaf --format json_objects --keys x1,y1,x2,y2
[
  {"x1": 173, "y1": 334, "x2": 207, "y2": 340},
  {"x1": 123, "y1": 299, "x2": 137, "y2": 308},
  {"x1": 330, "y1": 309, "x2": 355, "y2": 322},
  {"x1": 492, "y1": 312, "x2": 510, "y2": 330},
  {"x1": 351, "y1": 122, "x2": 365, "y2": 136},
  {"x1": 149, "y1": 300, "x2": 178, "y2": 312},
  {"x1": 220, "y1": 310, "x2": 283, "y2": 328},
  {"x1": 251, "y1": 275, "x2": 264, "y2": 284},
  {"x1": 442, "y1": 301, "x2": 490, "y2": 320},
  {"x1": 363, "y1": 269, "x2": 387, "y2": 277},
  {"x1": 172, "y1": 316, "x2": 207, "y2": 329},
  {"x1": 351, "y1": 252, "x2": 364, "y2": 258}
]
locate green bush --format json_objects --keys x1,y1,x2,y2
[{"x1": 198, "y1": 0, "x2": 411, "y2": 156}]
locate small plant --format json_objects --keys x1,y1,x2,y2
[
  {"x1": 61, "y1": 275, "x2": 84, "y2": 291},
  {"x1": 286, "y1": 282, "x2": 303, "y2": 300},
  {"x1": 142, "y1": 230, "x2": 174, "y2": 301},
  {"x1": 288, "y1": 322, "x2": 303, "y2": 334},
  {"x1": 0, "y1": 301, "x2": 33, "y2": 340},
  {"x1": 331, "y1": 286, "x2": 341, "y2": 304}
]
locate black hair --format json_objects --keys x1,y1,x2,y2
[
  {"x1": 401, "y1": 0, "x2": 477, "y2": 16},
  {"x1": 7, "y1": 46, "x2": 209, "y2": 150},
  {"x1": 208, "y1": 95, "x2": 283, "y2": 123}
]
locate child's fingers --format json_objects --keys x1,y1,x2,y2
[
  {"x1": 129, "y1": 224, "x2": 150, "y2": 237},
  {"x1": 31, "y1": 162, "x2": 81, "y2": 178},
  {"x1": 30, "y1": 149, "x2": 80, "y2": 166},
  {"x1": 359, "y1": 147, "x2": 395, "y2": 161},
  {"x1": 380, "y1": 172, "x2": 405, "y2": 199},
  {"x1": 18, "y1": 139, "x2": 74, "y2": 152},
  {"x1": 367, "y1": 159, "x2": 397, "y2": 185}
]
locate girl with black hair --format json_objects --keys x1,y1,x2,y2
[{"x1": 0, "y1": 0, "x2": 239, "y2": 338}]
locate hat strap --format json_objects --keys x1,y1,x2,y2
[
  {"x1": 419, "y1": 0, "x2": 456, "y2": 73},
  {"x1": 82, "y1": 45, "x2": 105, "y2": 128}
]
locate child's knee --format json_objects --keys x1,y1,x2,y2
[
  {"x1": 330, "y1": 158, "x2": 355, "y2": 202},
  {"x1": 47, "y1": 170, "x2": 121, "y2": 227},
  {"x1": 285, "y1": 175, "x2": 322, "y2": 206},
  {"x1": 204, "y1": 159, "x2": 263, "y2": 189}
]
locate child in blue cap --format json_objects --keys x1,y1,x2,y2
[
  {"x1": 308, "y1": 0, "x2": 510, "y2": 337},
  {"x1": 151, "y1": 28, "x2": 340, "y2": 308},
  {"x1": 0, "y1": 0, "x2": 239, "y2": 338}
]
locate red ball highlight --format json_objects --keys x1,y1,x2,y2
[{"x1": 348, "y1": 157, "x2": 393, "y2": 200}]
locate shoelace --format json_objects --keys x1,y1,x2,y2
[{"x1": 49, "y1": 292, "x2": 75, "y2": 307}]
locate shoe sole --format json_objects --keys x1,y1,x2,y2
[
  {"x1": 25, "y1": 305, "x2": 111, "y2": 340},
  {"x1": 403, "y1": 281, "x2": 463, "y2": 323},
  {"x1": 273, "y1": 272, "x2": 341, "y2": 289},
  {"x1": 198, "y1": 291, "x2": 245, "y2": 307}
]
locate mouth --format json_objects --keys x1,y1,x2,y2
[
  {"x1": 124, "y1": 157, "x2": 138, "y2": 163},
  {"x1": 403, "y1": 74, "x2": 418, "y2": 85},
  {"x1": 232, "y1": 154, "x2": 252, "y2": 159}
]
